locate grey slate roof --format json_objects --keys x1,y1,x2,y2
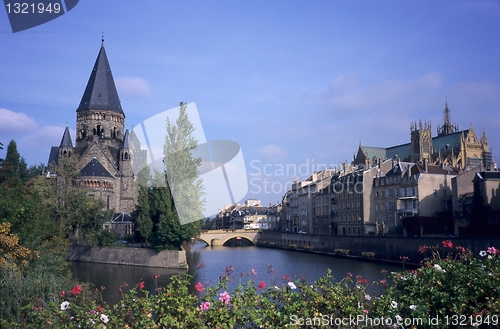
[
  {"x1": 359, "y1": 146, "x2": 387, "y2": 160},
  {"x1": 77, "y1": 42, "x2": 123, "y2": 114},
  {"x1": 59, "y1": 126, "x2": 73, "y2": 148},
  {"x1": 121, "y1": 129, "x2": 130, "y2": 149},
  {"x1": 80, "y1": 158, "x2": 113, "y2": 178},
  {"x1": 386, "y1": 143, "x2": 411, "y2": 160},
  {"x1": 432, "y1": 130, "x2": 467, "y2": 152},
  {"x1": 47, "y1": 146, "x2": 60, "y2": 167},
  {"x1": 361, "y1": 129, "x2": 468, "y2": 162}
]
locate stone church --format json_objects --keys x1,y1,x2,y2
[
  {"x1": 48, "y1": 40, "x2": 143, "y2": 216},
  {"x1": 354, "y1": 101, "x2": 491, "y2": 170}
]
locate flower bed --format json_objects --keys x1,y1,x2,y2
[{"x1": 13, "y1": 242, "x2": 500, "y2": 329}]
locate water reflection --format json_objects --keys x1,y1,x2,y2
[
  {"x1": 70, "y1": 262, "x2": 187, "y2": 305},
  {"x1": 71, "y1": 242, "x2": 405, "y2": 306}
]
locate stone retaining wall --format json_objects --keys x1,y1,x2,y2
[
  {"x1": 67, "y1": 246, "x2": 188, "y2": 269},
  {"x1": 259, "y1": 231, "x2": 500, "y2": 263}
]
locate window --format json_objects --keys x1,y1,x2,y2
[{"x1": 376, "y1": 191, "x2": 379, "y2": 198}]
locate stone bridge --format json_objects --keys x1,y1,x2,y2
[{"x1": 198, "y1": 230, "x2": 261, "y2": 246}]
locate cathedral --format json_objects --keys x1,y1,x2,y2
[
  {"x1": 354, "y1": 101, "x2": 491, "y2": 170},
  {"x1": 48, "y1": 39, "x2": 141, "y2": 215}
]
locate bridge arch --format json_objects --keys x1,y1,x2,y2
[
  {"x1": 220, "y1": 235, "x2": 255, "y2": 246},
  {"x1": 196, "y1": 236, "x2": 255, "y2": 246},
  {"x1": 197, "y1": 230, "x2": 260, "y2": 247}
]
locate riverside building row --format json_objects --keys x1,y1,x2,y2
[{"x1": 279, "y1": 104, "x2": 498, "y2": 237}]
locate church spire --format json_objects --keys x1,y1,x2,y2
[
  {"x1": 437, "y1": 98, "x2": 458, "y2": 136},
  {"x1": 59, "y1": 126, "x2": 73, "y2": 148},
  {"x1": 77, "y1": 39, "x2": 123, "y2": 115}
]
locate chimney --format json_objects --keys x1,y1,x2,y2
[{"x1": 424, "y1": 158, "x2": 428, "y2": 173}]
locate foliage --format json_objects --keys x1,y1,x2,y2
[
  {"x1": 100, "y1": 230, "x2": 117, "y2": 247},
  {"x1": 49, "y1": 156, "x2": 112, "y2": 246},
  {"x1": 17, "y1": 242, "x2": 500, "y2": 328},
  {"x1": 164, "y1": 102, "x2": 205, "y2": 225},
  {"x1": 0, "y1": 222, "x2": 37, "y2": 267},
  {"x1": 132, "y1": 165, "x2": 152, "y2": 243},
  {"x1": 0, "y1": 140, "x2": 29, "y2": 185},
  {"x1": 131, "y1": 104, "x2": 204, "y2": 250},
  {"x1": 334, "y1": 248, "x2": 350, "y2": 256},
  {"x1": 0, "y1": 139, "x2": 112, "y2": 326}
]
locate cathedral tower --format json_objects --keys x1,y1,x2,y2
[{"x1": 410, "y1": 120, "x2": 433, "y2": 162}]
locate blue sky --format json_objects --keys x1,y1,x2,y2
[{"x1": 1, "y1": 1, "x2": 499, "y2": 206}]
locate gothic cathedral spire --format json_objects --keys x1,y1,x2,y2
[{"x1": 437, "y1": 98, "x2": 458, "y2": 136}]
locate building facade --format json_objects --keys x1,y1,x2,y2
[
  {"x1": 48, "y1": 40, "x2": 142, "y2": 215},
  {"x1": 354, "y1": 101, "x2": 491, "y2": 170}
]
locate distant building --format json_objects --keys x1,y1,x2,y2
[
  {"x1": 354, "y1": 101, "x2": 490, "y2": 170},
  {"x1": 215, "y1": 200, "x2": 278, "y2": 230},
  {"x1": 47, "y1": 40, "x2": 146, "y2": 217},
  {"x1": 282, "y1": 169, "x2": 335, "y2": 234}
]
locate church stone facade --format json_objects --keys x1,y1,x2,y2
[
  {"x1": 48, "y1": 40, "x2": 141, "y2": 215},
  {"x1": 354, "y1": 101, "x2": 491, "y2": 170}
]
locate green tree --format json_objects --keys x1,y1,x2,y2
[
  {"x1": 132, "y1": 165, "x2": 153, "y2": 243},
  {"x1": 49, "y1": 156, "x2": 112, "y2": 245},
  {"x1": 0, "y1": 140, "x2": 28, "y2": 185},
  {"x1": 146, "y1": 103, "x2": 205, "y2": 250},
  {"x1": 0, "y1": 141, "x2": 3, "y2": 165},
  {"x1": 164, "y1": 102, "x2": 205, "y2": 225}
]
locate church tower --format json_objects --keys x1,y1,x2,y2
[
  {"x1": 410, "y1": 120, "x2": 433, "y2": 162},
  {"x1": 75, "y1": 38, "x2": 125, "y2": 166},
  {"x1": 47, "y1": 38, "x2": 141, "y2": 215},
  {"x1": 58, "y1": 125, "x2": 74, "y2": 159}
]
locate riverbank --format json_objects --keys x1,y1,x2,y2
[
  {"x1": 258, "y1": 231, "x2": 500, "y2": 265},
  {"x1": 67, "y1": 246, "x2": 188, "y2": 269}
]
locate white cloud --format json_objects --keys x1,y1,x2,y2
[
  {"x1": 0, "y1": 108, "x2": 37, "y2": 132},
  {"x1": 321, "y1": 73, "x2": 443, "y2": 110},
  {"x1": 115, "y1": 76, "x2": 153, "y2": 98},
  {"x1": 256, "y1": 144, "x2": 289, "y2": 162}
]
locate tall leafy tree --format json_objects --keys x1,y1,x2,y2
[
  {"x1": 50, "y1": 156, "x2": 111, "y2": 245},
  {"x1": 164, "y1": 102, "x2": 205, "y2": 225},
  {"x1": 147, "y1": 102, "x2": 204, "y2": 250}
]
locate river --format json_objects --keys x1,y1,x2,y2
[{"x1": 70, "y1": 242, "x2": 404, "y2": 306}]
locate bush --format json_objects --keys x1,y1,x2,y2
[
  {"x1": 100, "y1": 230, "x2": 116, "y2": 247},
  {"x1": 16, "y1": 241, "x2": 500, "y2": 329},
  {"x1": 361, "y1": 251, "x2": 376, "y2": 258},
  {"x1": 334, "y1": 248, "x2": 350, "y2": 256}
]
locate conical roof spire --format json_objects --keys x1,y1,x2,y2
[
  {"x1": 59, "y1": 126, "x2": 73, "y2": 148},
  {"x1": 77, "y1": 40, "x2": 123, "y2": 114},
  {"x1": 121, "y1": 128, "x2": 130, "y2": 149}
]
